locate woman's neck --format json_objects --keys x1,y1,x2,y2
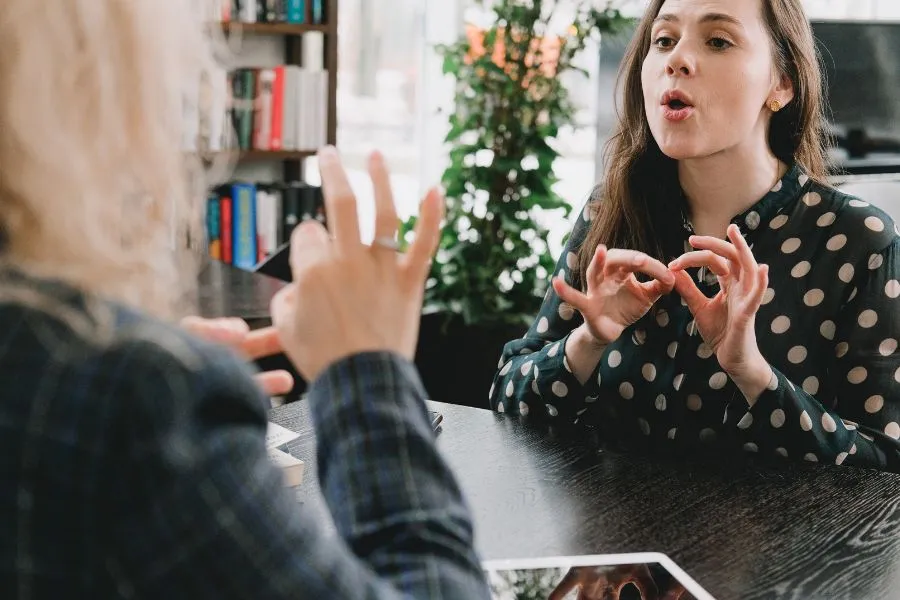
[{"x1": 677, "y1": 145, "x2": 787, "y2": 239}]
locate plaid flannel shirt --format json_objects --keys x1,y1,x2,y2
[{"x1": 0, "y1": 273, "x2": 490, "y2": 599}]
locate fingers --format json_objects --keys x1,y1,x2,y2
[
  {"x1": 180, "y1": 316, "x2": 249, "y2": 345},
  {"x1": 687, "y1": 234, "x2": 740, "y2": 266},
  {"x1": 317, "y1": 145, "x2": 361, "y2": 254},
  {"x1": 548, "y1": 567, "x2": 582, "y2": 600},
  {"x1": 672, "y1": 269, "x2": 710, "y2": 314},
  {"x1": 727, "y1": 223, "x2": 758, "y2": 274},
  {"x1": 254, "y1": 370, "x2": 294, "y2": 397},
  {"x1": 403, "y1": 187, "x2": 444, "y2": 281},
  {"x1": 668, "y1": 250, "x2": 730, "y2": 277},
  {"x1": 289, "y1": 220, "x2": 330, "y2": 282},
  {"x1": 368, "y1": 151, "x2": 400, "y2": 242},
  {"x1": 746, "y1": 263, "x2": 769, "y2": 310},
  {"x1": 240, "y1": 326, "x2": 283, "y2": 359},
  {"x1": 639, "y1": 276, "x2": 675, "y2": 299},
  {"x1": 269, "y1": 285, "x2": 295, "y2": 331},
  {"x1": 585, "y1": 244, "x2": 607, "y2": 289},
  {"x1": 603, "y1": 249, "x2": 675, "y2": 286},
  {"x1": 552, "y1": 276, "x2": 589, "y2": 313}
]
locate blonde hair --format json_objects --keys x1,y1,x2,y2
[{"x1": 0, "y1": 0, "x2": 223, "y2": 320}]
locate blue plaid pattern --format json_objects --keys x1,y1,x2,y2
[{"x1": 0, "y1": 272, "x2": 490, "y2": 599}]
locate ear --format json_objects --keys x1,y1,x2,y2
[{"x1": 771, "y1": 71, "x2": 795, "y2": 108}]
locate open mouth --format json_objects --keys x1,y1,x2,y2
[{"x1": 667, "y1": 99, "x2": 689, "y2": 110}]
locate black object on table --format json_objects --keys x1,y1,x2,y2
[
  {"x1": 270, "y1": 400, "x2": 900, "y2": 600},
  {"x1": 198, "y1": 260, "x2": 308, "y2": 399}
]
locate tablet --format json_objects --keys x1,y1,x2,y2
[
  {"x1": 482, "y1": 552, "x2": 715, "y2": 600},
  {"x1": 254, "y1": 241, "x2": 292, "y2": 282}
]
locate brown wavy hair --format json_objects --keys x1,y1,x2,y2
[{"x1": 576, "y1": 0, "x2": 830, "y2": 283}]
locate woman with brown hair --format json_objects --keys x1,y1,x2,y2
[{"x1": 491, "y1": 0, "x2": 900, "y2": 471}]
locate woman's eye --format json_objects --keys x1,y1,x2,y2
[
  {"x1": 653, "y1": 36, "x2": 676, "y2": 49},
  {"x1": 708, "y1": 37, "x2": 733, "y2": 50}
]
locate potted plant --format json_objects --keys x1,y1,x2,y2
[{"x1": 402, "y1": 0, "x2": 632, "y2": 408}]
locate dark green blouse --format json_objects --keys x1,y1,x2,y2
[{"x1": 490, "y1": 164, "x2": 900, "y2": 472}]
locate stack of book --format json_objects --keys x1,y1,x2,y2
[
  {"x1": 207, "y1": 181, "x2": 325, "y2": 270},
  {"x1": 185, "y1": 33, "x2": 329, "y2": 155},
  {"x1": 206, "y1": 0, "x2": 328, "y2": 24}
]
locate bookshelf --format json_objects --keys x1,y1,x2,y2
[
  {"x1": 202, "y1": 0, "x2": 338, "y2": 273},
  {"x1": 218, "y1": 0, "x2": 339, "y2": 181}
]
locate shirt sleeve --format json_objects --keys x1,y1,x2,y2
[
  {"x1": 489, "y1": 199, "x2": 602, "y2": 423},
  {"x1": 101, "y1": 331, "x2": 490, "y2": 599},
  {"x1": 737, "y1": 237, "x2": 900, "y2": 471}
]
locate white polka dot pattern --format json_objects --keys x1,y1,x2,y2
[{"x1": 488, "y1": 172, "x2": 900, "y2": 471}]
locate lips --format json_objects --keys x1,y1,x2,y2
[
  {"x1": 660, "y1": 90, "x2": 695, "y2": 121},
  {"x1": 661, "y1": 90, "x2": 694, "y2": 109}
]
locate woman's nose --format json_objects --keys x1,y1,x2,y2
[{"x1": 665, "y1": 44, "x2": 695, "y2": 77}]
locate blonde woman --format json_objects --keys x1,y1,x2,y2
[{"x1": 0, "y1": 2, "x2": 489, "y2": 598}]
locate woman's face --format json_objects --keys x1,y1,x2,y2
[{"x1": 640, "y1": 0, "x2": 793, "y2": 161}]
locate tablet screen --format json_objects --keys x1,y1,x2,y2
[{"x1": 482, "y1": 553, "x2": 715, "y2": 600}]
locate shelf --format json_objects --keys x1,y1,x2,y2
[
  {"x1": 200, "y1": 150, "x2": 317, "y2": 163},
  {"x1": 219, "y1": 22, "x2": 330, "y2": 36}
]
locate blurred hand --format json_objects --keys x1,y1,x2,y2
[
  {"x1": 668, "y1": 224, "x2": 773, "y2": 401},
  {"x1": 549, "y1": 564, "x2": 659, "y2": 600},
  {"x1": 553, "y1": 246, "x2": 675, "y2": 347},
  {"x1": 270, "y1": 146, "x2": 443, "y2": 382},
  {"x1": 180, "y1": 316, "x2": 294, "y2": 396}
]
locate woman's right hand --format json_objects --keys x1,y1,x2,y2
[
  {"x1": 269, "y1": 146, "x2": 443, "y2": 383},
  {"x1": 552, "y1": 245, "x2": 675, "y2": 346}
]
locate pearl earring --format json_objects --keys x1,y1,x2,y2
[{"x1": 769, "y1": 99, "x2": 782, "y2": 113}]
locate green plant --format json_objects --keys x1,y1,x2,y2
[{"x1": 401, "y1": 0, "x2": 632, "y2": 329}]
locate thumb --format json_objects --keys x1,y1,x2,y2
[
  {"x1": 289, "y1": 221, "x2": 331, "y2": 282},
  {"x1": 269, "y1": 285, "x2": 296, "y2": 333},
  {"x1": 672, "y1": 270, "x2": 708, "y2": 314},
  {"x1": 552, "y1": 276, "x2": 588, "y2": 313}
]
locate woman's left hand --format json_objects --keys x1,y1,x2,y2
[
  {"x1": 668, "y1": 224, "x2": 773, "y2": 402},
  {"x1": 180, "y1": 316, "x2": 294, "y2": 397}
]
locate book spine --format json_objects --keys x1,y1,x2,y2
[
  {"x1": 270, "y1": 66, "x2": 285, "y2": 151},
  {"x1": 312, "y1": 0, "x2": 324, "y2": 24},
  {"x1": 281, "y1": 183, "x2": 301, "y2": 242},
  {"x1": 207, "y1": 194, "x2": 222, "y2": 260},
  {"x1": 220, "y1": 196, "x2": 233, "y2": 264},
  {"x1": 253, "y1": 69, "x2": 274, "y2": 150},
  {"x1": 286, "y1": 0, "x2": 304, "y2": 23},
  {"x1": 232, "y1": 183, "x2": 258, "y2": 270}
]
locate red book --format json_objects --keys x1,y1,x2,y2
[
  {"x1": 220, "y1": 196, "x2": 233, "y2": 264},
  {"x1": 270, "y1": 66, "x2": 285, "y2": 151}
]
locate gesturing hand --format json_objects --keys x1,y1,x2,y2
[
  {"x1": 270, "y1": 146, "x2": 443, "y2": 382},
  {"x1": 548, "y1": 564, "x2": 659, "y2": 600},
  {"x1": 553, "y1": 245, "x2": 676, "y2": 346},
  {"x1": 180, "y1": 316, "x2": 294, "y2": 397},
  {"x1": 668, "y1": 224, "x2": 773, "y2": 400}
]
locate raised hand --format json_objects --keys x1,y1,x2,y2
[
  {"x1": 180, "y1": 316, "x2": 294, "y2": 396},
  {"x1": 269, "y1": 147, "x2": 443, "y2": 382},
  {"x1": 668, "y1": 223, "x2": 773, "y2": 401},
  {"x1": 553, "y1": 245, "x2": 676, "y2": 346}
]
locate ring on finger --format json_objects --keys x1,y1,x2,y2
[{"x1": 371, "y1": 236, "x2": 401, "y2": 252}]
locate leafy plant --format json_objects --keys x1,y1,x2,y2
[{"x1": 401, "y1": 0, "x2": 632, "y2": 329}]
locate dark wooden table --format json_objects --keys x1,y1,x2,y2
[
  {"x1": 271, "y1": 400, "x2": 900, "y2": 600},
  {"x1": 197, "y1": 260, "x2": 285, "y2": 326}
]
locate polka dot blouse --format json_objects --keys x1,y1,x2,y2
[{"x1": 490, "y1": 164, "x2": 900, "y2": 472}]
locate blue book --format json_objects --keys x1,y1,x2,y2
[
  {"x1": 287, "y1": 0, "x2": 305, "y2": 23},
  {"x1": 231, "y1": 182, "x2": 258, "y2": 270},
  {"x1": 312, "y1": 0, "x2": 324, "y2": 23}
]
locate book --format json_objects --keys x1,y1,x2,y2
[{"x1": 266, "y1": 422, "x2": 305, "y2": 487}]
